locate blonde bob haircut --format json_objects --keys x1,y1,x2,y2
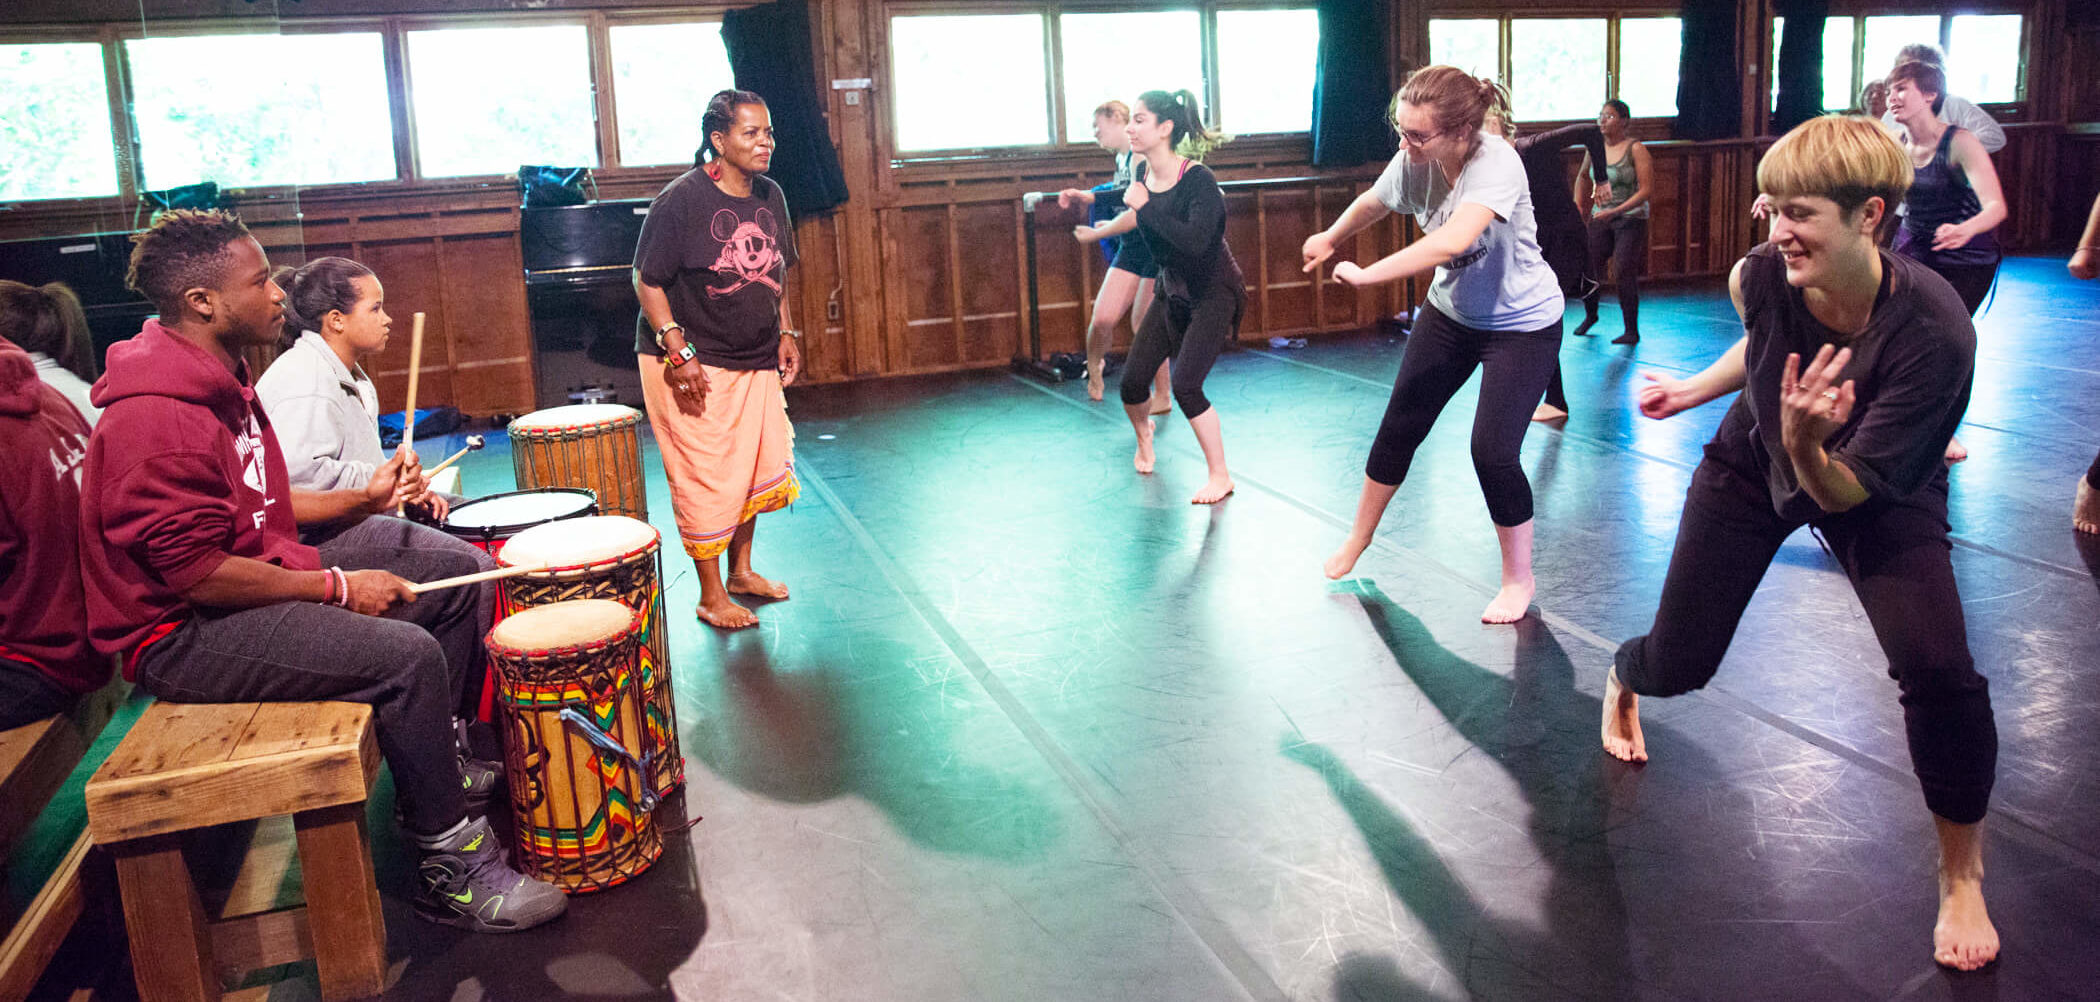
[{"x1": 1756, "y1": 114, "x2": 1912, "y2": 218}]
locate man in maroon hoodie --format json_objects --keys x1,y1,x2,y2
[
  {"x1": 79, "y1": 210, "x2": 564, "y2": 934},
  {"x1": 0, "y1": 334, "x2": 106, "y2": 728}
]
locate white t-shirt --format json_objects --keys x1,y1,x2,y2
[{"x1": 1371, "y1": 133, "x2": 1564, "y2": 331}]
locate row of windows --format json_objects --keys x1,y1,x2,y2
[
  {"x1": 889, "y1": 8, "x2": 1320, "y2": 153},
  {"x1": 1429, "y1": 16, "x2": 1684, "y2": 122},
  {"x1": 1, "y1": 20, "x2": 737, "y2": 202},
  {"x1": 1769, "y1": 13, "x2": 2024, "y2": 113}
]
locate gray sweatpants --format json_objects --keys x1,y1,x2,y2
[{"x1": 134, "y1": 515, "x2": 496, "y2": 836}]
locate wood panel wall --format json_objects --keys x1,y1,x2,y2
[{"x1": 0, "y1": 0, "x2": 2088, "y2": 407}]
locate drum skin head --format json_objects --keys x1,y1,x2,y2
[
  {"x1": 501, "y1": 516, "x2": 659, "y2": 570},
  {"x1": 445, "y1": 488, "x2": 598, "y2": 531},
  {"x1": 490, "y1": 598, "x2": 639, "y2": 651},
  {"x1": 510, "y1": 403, "x2": 641, "y2": 432}
]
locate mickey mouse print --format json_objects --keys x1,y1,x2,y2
[{"x1": 633, "y1": 168, "x2": 799, "y2": 370}]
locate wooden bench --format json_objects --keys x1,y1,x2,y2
[
  {"x1": 85, "y1": 701, "x2": 387, "y2": 1002},
  {"x1": 0, "y1": 676, "x2": 128, "y2": 1000}
]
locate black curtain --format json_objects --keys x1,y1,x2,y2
[
  {"x1": 1772, "y1": 0, "x2": 1831, "y2": 132},
  {"x1": 1311, "y1": 0, "x2": 1395, "y2": 167},
  {"x1": 723, "y1": 0, "x2": 850, "y2": 217},
  {"x1": 1674, "y1": 0, "x2": 1743, "y2": 140}
]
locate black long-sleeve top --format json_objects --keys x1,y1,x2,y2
[
  {"x1": 1132, "y1": 161, "x2": 1243, "y2": 302},
  {"x1": 1511, "y1": 124, "x2": 1609, "y2": 288}
]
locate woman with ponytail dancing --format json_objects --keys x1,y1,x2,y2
[
  {"x1": 1086, "y1": 88, "x2": 1241, "y2": 504},
  {"x1": 1304, "y1": 67, "x2": 1564, "y2": 623}
]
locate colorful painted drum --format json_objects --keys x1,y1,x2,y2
[
  {"x1": 486, "y1": 599, "x2": 662, "y2": 894},
  {"x1": 440, "y1": 487, "x2": 598, "y2": 558},
  {"x1": 497, "y1": 516, "x2": 684, "y2": 798},
  {"x1": 508, "y1": 404, "x2": 648, "y2": 520}
]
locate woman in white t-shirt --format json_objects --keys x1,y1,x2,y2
[{"x1": 1302, "y1": 66, "x2": 1564, "y2": 624}]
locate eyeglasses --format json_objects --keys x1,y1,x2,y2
[{"x1": 1399, "y1": 128, "x2": 1443, "y2": 148}]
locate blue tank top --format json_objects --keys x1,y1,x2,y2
[{"x1": 1897, "y1": 126, "x2": 1998, "y2": 267}]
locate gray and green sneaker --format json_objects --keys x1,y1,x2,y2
[
  {"x1": 413, "y1": 817, "x2": 567, "y2": 933},
  {"x1": 460, "y1": 753, "x2": 502, "y2": 808}
]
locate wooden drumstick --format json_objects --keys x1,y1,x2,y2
[
  {"x1": 425, "y1": 434, "x2": 487, "y2": 477},
  {"x1": 398, "y1": 312, "x2": 426, "y2": 516},
  {"x1": 408, "y1": 562, "x2": 544, "y2": 596}
]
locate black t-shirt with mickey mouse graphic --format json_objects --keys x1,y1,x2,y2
[{"x1": 633, "y1": 168, "x2": 799, "y2": 370}]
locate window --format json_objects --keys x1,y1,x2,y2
[
  {"x1": 1510, "y1": 19, "x2": 1606, "y2": 123},
  {"x1": 0, "y1": 42, "x2": 118, "y2": 201},
  {"x1": 1429, "y1": 19, "x2": 1498, "y2": 80},
  {"x1": 406, "y1": 25, "x2": 598, "y2": 178},
  {"x1": 123, "y1": 33, "x2": 395, "y2": 192},
  {"x1": 1860, "y1": 15, "x2": 1941, "y2": 84},
  {"x1": 610, "y1": 22, "x2": 734, "y2": 167},
  {"x1": 1771, "y1": 16, "x2": 1858, "y2": 112},
  {"x1": 1059, "y1": 11, "x2": 1203, "y2": 144},
  {"x1": 890, "y1": 14, "x2": 1049, "y2": 152},
  {"x1": 1215, "y1": 10, "x2": 1318, "y2": 135},
  {"x1": 1946, "y1": 15, "x2": 2022, "y2": 104},
  {"x1": 1617, "y1": 18, "x2": 1682, "y2": 119}
]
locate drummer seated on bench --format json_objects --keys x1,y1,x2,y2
[{"x1": 80, "y1": 209, "x2": 565, "y2": 934}]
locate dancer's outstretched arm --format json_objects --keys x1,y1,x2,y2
[
  {"x1": 1637, "y1": 260, "x2": 1750, "y2": 419},
  {"x1": 1331, "y1": 202, "x2": 1496, "y2": 288}
]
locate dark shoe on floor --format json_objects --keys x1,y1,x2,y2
[
  {"x1": 1611, "y1": 331, "x2": 1640, "y2": 345},
  {"x1": 414, "y1": 817, "x2": 568, "y2": 933}
]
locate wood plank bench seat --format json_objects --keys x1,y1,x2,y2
[{"x1": 85, "y1": 701, "x2": 387, "y2": 1001}]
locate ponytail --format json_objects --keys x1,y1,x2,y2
[
  {"x1": 0, "y1": 280, "x2": 98, "y2": 382},
  {"x1": 276, "y1": 257, "x2": 377, "y2": 350},
  {"x1": 1138, "y1": 88, "x2": 1230, "y2": 161},
  {"x1": 1394, "y1": 65, "x2": 1500, "y2": 150}
]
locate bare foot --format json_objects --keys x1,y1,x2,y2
[
  {"x1": 1933, "y1": 874, "x2": 1999, "y2": 971},
  {"x1": 1150, "y1": 395, "x2": 1173, "y2": 416},
  {"x1": 1190, "y1": 476, "x2": 1235, "y2": 505},
  {"x1": 1323, "y1": 534, "x2": 1371, "y2": 580},
  {"x1": 698, "y1": 597, "x2": 758, "y2": 630},
  {"x1": 1480, "y1": 578, "x2": 1534, "y2": 624},
  {"x1": 2075, "y1": 477, "x2": 2100, "y2": 534},
  {"x1": 1531, "y1": 403, "x2": 1567, "y2": 422},
  {"x1": 1600, "y1": 668, "x2": 1647, "y2": 763},
  {"x1": 726, "y1": 571, "x2": 790, "y2": 600},
  {"x1": 1086, "y1": 361, "x2": 1105, "y2": 402},
  {"x1": 1945, "y1": 436, "x2": 1968, "y2": 464},
  {"x1": 1133, "y1": 425, "x2": 1155, "y2": 474}
]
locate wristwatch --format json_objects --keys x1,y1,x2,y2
[{"x1": 662, "y1": 341, "x2": 697, "y2": 367}]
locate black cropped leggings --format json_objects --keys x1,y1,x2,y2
[
  {"x1": 1583, "y1": 215, "x2": 1648, "y2": 331},
  {"x1": 1615, "y1": 460, "x2": 1996, "y2": 824},
  {"x1": 1364, "y1": 303, "x2": 1562, "y2": 527},
  {"x1": 1120, "y1": 287, "x2": 1243, "y2": 419}
]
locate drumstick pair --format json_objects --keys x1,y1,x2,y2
[{"x1": 399, "y1": 312, "x2": 427, "y2": 517}]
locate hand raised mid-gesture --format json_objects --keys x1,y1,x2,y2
[{"x1": 1779, "y1": 344, "x2": 1856, "y2": 458}]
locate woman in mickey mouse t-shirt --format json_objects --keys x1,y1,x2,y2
[{"x1": 634, "y1": 88, "x2": 804, "y2": 631}]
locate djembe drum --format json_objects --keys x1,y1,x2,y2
[
  {"x1": 498, "y1": 516, "x2": 684, "y2": 798},
  {"x1": 509, "y1": 404, "x2": 648, "y2": 520},
  {"x1": 486, "y1": 599, "x2": 663, "y2": 893}
]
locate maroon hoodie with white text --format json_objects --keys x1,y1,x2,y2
[
  {"x1": 81, "y1": 320, "x2": 318, "y2": 674},
  {"x1": 0, "y1": 336, "x2": 103, "y2": 692}
]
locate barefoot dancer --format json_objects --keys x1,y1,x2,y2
[
  {"x1": 1059, "y1": 101, "x2": 1169, "y2": 410},
  {"x1": 1307, "y1": 67, "x2": 1564, "y2": 623},
  {"x1": 1603, "y1": 116, "x2": 1998, "y2": 971},
  {"x1": 2070, "y1": 189, "x2": 2100, "y2": 533},
  {"x1": 634, "y1": 89, "x2": 803, "y2": 630},
  {"x1": 1106, "y1": 88, "x2": 1240, "y2": 504}
]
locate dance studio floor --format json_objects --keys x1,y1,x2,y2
[{"x1": 341, "y1": 256, "x2": 2098, "y2": 1001}]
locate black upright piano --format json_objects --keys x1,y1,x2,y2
[
  {"x1": 0, "y1": 230, "x2": 157, "y2": 366},
  {"x1": 520, "y1": 199, "x2": 654, "y2": 410}
]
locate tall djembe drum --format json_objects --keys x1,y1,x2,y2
[
  {"x1": 497, "y1": 515, "x2": 685, "y2": 798},
  {"x1": 508, "y1": 404, "x2": 649, "y2": 520},
  {"x1": 486, "y1": 599, "x2": 663, "y2": 893}
]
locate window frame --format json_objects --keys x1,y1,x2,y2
[
  {"x1": 1770, "y1": 9, "x2": 2030, "y2": 118},
  {"x1": 0, "y1": 27, "x2": 130, "y2": 205},
  {"x1": 881, "y1": 0, "x2": 1321, "y2": 165},
  {"x1": 1424, "y1": 9, "x2": 1686, "y2": 130}
]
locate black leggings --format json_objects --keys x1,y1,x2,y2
[
  {"x1": 1615, "y1": 460, "x2": 1996, "y2": 824},
  {"x1": 1364, "y1": 303, "x2": 1562, "y2": 527},
  {"x1": 1933, "y1": 261, "x2": 1999, "y2": 317},
  {"x1": 1583, "y1": 215, "x2": 1648, "y2": 331},
  {"x1": 1119, "y1": 287, "x2": 1242, "y2": 418},
  {"x1": 2088, "y1": 449, "x2": 2100, "y2": 491}
]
